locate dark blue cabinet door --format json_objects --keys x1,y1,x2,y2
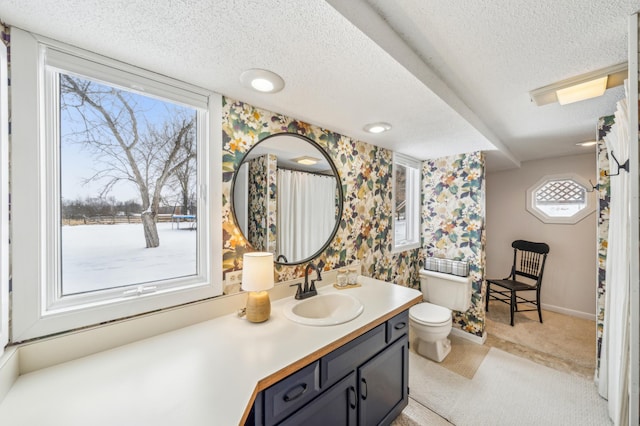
[
  {"x1": 358, "y1": 335, "x2": 409, "y2": 426},
  {"x1": 279, "y1": 372, "x2": 358, "y2": 426}
]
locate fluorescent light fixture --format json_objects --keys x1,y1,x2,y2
[
  {"x1": 294, "y1": 156, "x2": 319, "y2": 165},
  {"x1": 576, "y1": 141, "x2": 597, "y2": 147},
  {"x1": 529, "y1": 63, "x2": 627, "y2": 106},
  {"x1": 556, "y1": 76, "x2": 607, "y2": 105},
  {"x1": 240, "y1": 69, "x2": 285, "y2": 93},
  {"x1": 363, "y1": 122, "x2": 392, "y2": 134}
]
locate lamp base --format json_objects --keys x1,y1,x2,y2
[{"x1": 246, "y1": 291, "x2": 271, "y2": 323}]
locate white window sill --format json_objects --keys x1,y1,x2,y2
[{"x1": 392, "y1": 241, "x2": 421, "y2": 253}]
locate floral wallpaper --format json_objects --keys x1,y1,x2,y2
[
  {"x1": 266, "y1": 154, "x2": 277, "y2": 254},
  {"x1": 221, "y1": 98, "x2": 487, "y2": 339},
  {"x1": 421, "y1": 153, "x2": 486, "y2": 337},
  {"x1": 596, "y1": 115, "x2": 613, "y2": 372},
  {"x1": 222, "y1": 97, "x2": 420, "y2": 287},
  {"x1": 247, "y1": 156, "x2": 266, "y2": 250},
  {"x1": 246, "y1": 154, "x2": 277, "y2": 253}
]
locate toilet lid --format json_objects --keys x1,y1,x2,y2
[{"x1": 409, "y1": 303, "x2": 451, "y2": 325}]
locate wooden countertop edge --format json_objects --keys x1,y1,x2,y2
[{"x1": 239, "y1": 294, "x2": 422, "y2": 424}]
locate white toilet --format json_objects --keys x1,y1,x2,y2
[{"x1": 409, "y1": 269, "x2": 472, "y2": 362}]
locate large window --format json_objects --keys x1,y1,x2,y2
[
  {"x1": 393, "y1": 153, "x2": 421, "y2": 251},
  {"x1": 11, "y1": 29, "x2": 222, "y2": 341}
]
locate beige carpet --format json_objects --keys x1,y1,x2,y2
[
  {"x1": 438, "y1": 334, "x2": 490, "y2": 379},
  {"x1": 408, "y1": 347, "x2": 611, "y2": 425},
  {"x1": 391, "y1": 398, "x2": 452, "y2": 426},
  {"x1": 409, "y1": 330, "x2": 490, "y2": 380},
  {"x1": 485, "y1": 301, "x2": 596, "y2": 378}
]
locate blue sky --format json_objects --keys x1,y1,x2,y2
[{"x1": 60, "y1": 75, "x2": 196, "y2": 204}]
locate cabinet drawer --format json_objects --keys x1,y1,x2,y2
[
  {"x1": 386, "y1": 310, "x2": 409, "y2": 343},
  {"x1": 264, "y1": 360, "x2": 320, "y2": 426},
  {"x1": 320, "y1": 324, "x2": 386, "y2": 388}
]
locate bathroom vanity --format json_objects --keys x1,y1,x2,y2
[
  {"x1": 248, "y1": 310, "x2": 410, "y2": 425},
  {"x1": 0, "y1": 277, "x2": 421, "y2": 425}
]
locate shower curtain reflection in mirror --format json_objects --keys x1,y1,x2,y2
[{"x1": 277, "y1": 169, "x2": 336, "y2": 262}]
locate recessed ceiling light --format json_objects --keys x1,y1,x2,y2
[
  {"x1": 240, "y1": 69, "x2": 285, "y2": 93},
  {"x1": 576, "y1": 141, "x2": 597, "y2": 147},
  {"x1": 363, "y1": 122, "x2": 392, "y2": 134}
]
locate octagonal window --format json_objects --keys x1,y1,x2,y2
[{"x1": 526, "y1": 174, "x2": 595, "y2": 224}]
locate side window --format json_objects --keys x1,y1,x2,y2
[
  {"x1": 11, "y1": 29, "x2": 222, "y2": 341},
  {"x1": 393, "y1": 153, "x2": 421, "y2": 251},
  {"x1": 526, "y1": 174, "x2": 595, "y2": 224}
]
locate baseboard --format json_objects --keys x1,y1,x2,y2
[
  {"x1": 450, "y1": 327, "x2": 487, "y2": 345},
  {"x1": 541, "y1": 303, "x2": 595, "y2": 321}
]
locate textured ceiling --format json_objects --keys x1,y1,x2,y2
[{"x1": 0, "y1": 0, "x2": 638, "y2": 171}]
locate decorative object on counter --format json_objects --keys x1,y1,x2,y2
[
  {"x1": 347, "y1": 266, "x2": 358, "y2": 285},
  {"x1": 336, "y1": 268, "x2": 348, "y2": 287},
  {"x1": 333, "y1": 266, "x2": 361, "y2": 289},
  {"x1": 242, "y1": 252, "x2": 275, "y2": 323}
]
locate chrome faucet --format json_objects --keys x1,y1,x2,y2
[{"x1": 290, "y1": 260, "x2": 324, "y2": 300}]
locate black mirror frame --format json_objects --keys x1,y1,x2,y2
[{"x1": 230, "y1": 133, "x2": 344, "y2": 266}]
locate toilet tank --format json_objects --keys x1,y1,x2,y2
[{"x1": 419, "y1": 269, "x2": 471, "y2": 312}]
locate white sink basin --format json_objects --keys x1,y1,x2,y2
[{"x1": 283, "y1": 292, "x2": 364, "y2": 326}]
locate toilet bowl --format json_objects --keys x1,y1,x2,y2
[
  {"x1": 409, "y1": 302, "x2": 453, "y2": 362},
  {"x1": 409, "y1": 269, "x2": 471, "y2": 362}
]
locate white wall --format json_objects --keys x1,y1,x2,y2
[{"x1": 486, "y1": 153, "x2": 597, "y2": 318}]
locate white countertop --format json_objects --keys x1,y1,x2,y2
[{"x1": 0, "y1": 277, "x2": 421, "y2": 426}]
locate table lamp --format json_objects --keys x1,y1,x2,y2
[{"x1": 242, "y1": 252, "x2": 275, "y2": 323}]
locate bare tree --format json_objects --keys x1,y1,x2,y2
[
  {"x1": 60, "y1": 75, "x2": 196, "y2": 248},
  {"x1": 169, "y1": 132, "x2": 197, "y2": 215}
]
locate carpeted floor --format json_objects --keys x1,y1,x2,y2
[
  {"x1": 437, "y1": 335, "x2": 490, "y2": 379},
  {"x1": 393, "y1": 303, "x2": 605, "y2": 425},
  {"x1": 485, "y1": 301, "x2": 596, "y2": 378},
  {"x1": 407, "y1": 347, "x2": 610, "y2": 425}
]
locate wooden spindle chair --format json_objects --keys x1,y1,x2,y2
[{"x1": 485, "y1": 240, "x2": 550, "y2": 326}]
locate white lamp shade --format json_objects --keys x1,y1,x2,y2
[{"x1": 242, "y1": 252, "x2": 275, "y2": 291}]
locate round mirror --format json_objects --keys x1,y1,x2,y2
[{"x1": 231, "y1": 133, "x2": 343, "y2": 265}]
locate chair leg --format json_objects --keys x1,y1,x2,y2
[
  {"x1": 537, "y1": 291, "x2": 543, "y2": 323},
  {"x1": 510, "y1": 290, "x2": 515, "y2": 326},
  {"x1": 485, "y1": 283, "x2": 490, "y2": 312}
]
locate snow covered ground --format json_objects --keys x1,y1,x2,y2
[{"x1": 61, "y1": 222, "x2": 196, "y2": 295}]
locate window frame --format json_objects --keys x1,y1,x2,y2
[
  {"x1": 10, "y1": 29, "x2": 222, "y2": 342},
  {"x1": 526, "y1": 173, "x2": 595, "y2": 224},
  {"x1": 392, "y1": 152, "x2": 421, "y2": 252},
  {"x1": 0, "y1": 38, "x2": 9, "y2": 353}
]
